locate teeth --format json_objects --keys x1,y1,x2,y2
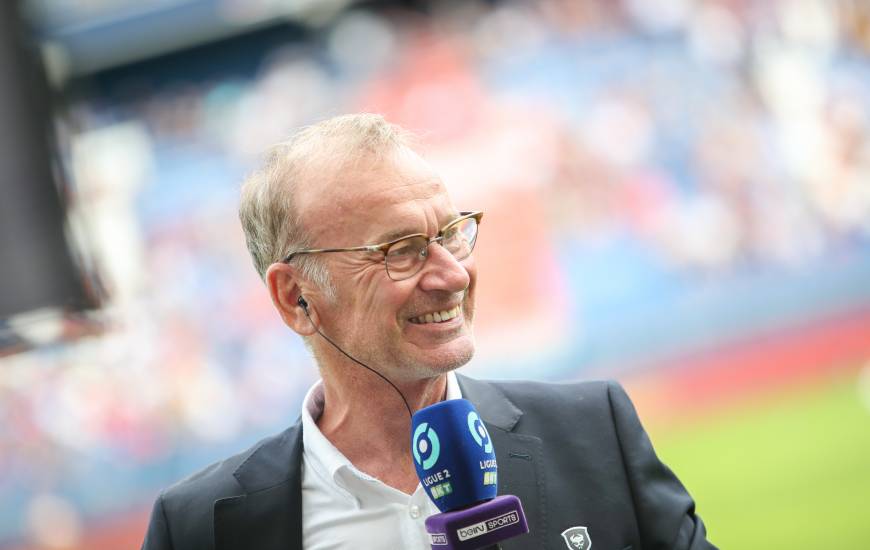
[{"x1": 411, "y1": 306, "x2": 460, "y2": 325}]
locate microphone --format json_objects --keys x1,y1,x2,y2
[{"x1": 412, "y1": 399, "x2": 528, "y2": 549}]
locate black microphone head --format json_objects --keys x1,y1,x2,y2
[{"x1": 297, "y1": 296, "x2": 308, "y2": 310}]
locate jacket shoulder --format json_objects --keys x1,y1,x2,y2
[
  {"x1": 149, "y1": 424, "x2": 301, "y2": 548},
  {"x1": 487, "y1": 378, "x2": 616, "y2": 412}
]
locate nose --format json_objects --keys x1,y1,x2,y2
[{"x1": 417, "y1": 241, "x2": 471, "y2": 293}]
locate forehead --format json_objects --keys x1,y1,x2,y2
[{"x1": 297, "y1": 147, "x2": 455, "y2": 244}]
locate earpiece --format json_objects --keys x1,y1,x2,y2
[{"x1": 297, "y1": 295, "x2": 309, "y2": 311}]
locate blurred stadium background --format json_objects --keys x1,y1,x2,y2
[{"x1": 1, "y1": 0, "x2": 869, "y2": 548}]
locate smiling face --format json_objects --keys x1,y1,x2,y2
[{"x1": 297, "y1": 146, "x2": 477, "y2": 382}]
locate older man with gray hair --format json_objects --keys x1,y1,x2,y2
[{"x1": 142, "y1": 114, "x2": 716, "y2": 550}]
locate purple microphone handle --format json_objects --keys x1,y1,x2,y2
[{"x1": 424, "y1": 495, "x2": 528, "y2": 550}]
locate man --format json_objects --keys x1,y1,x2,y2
[{"x1": 142, "y1": 114, "x2": 716, "y2": 549}]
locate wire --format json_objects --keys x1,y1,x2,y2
[{"x1": 301, "y1": 307, "x2": 414, "y2": 419}]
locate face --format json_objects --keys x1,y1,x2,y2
[{"x1": 297, "y1": 147, "x2": 477, "y2": 382}]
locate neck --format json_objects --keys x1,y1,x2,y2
[{"x1": 315, "y1": 360, "x2": 449, "y2": 494}]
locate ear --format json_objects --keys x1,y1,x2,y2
[{"x1": 265, "y1": 262, "x2": 319, "y2": 336}]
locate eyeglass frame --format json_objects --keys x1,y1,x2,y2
[{"x1": 281, "y1": 211, "x2": 483, "y2": 280}]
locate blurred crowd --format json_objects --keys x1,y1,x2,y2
[{"x1": 3, "y1": 0, "x2": 870, "y2": 546}]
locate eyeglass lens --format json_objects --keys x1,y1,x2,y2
[{"x1": 385, "y1": 217, "x2": 479, "y2": 280}]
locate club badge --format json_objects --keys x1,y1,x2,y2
[{"x1": 561, "y1": 526, "x2": 592, "y2": 550}]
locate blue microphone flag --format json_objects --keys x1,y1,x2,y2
[{"x1": 411, "y1": 399, "x2": 498, "y2": 512}]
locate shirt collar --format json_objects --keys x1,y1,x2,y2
[{"x1": 301, "y1": 371, "x2": 463, "y2": 496}]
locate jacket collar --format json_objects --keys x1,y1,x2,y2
[{"x1": 455, "y1": 373, "x2": 523, "y2": 430}]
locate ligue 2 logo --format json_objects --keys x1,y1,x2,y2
[
  {"x1": 467, "y1": 411, "x2": 492, "y2": 453},
  {"x1": 413, "y1": 422, "x2": 441, "y2": 470}
]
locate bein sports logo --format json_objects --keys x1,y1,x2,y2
[
  {"x1": 456, "y1": 511, "x2": 520, "y2": 541},
  {"x1": 467, "y1": 411, "x2": 492, "y2": 453},
  {"x1": 413, "y1": 422, "x2": 441, "y2": 470}
]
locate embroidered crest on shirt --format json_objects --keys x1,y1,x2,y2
[{"x1": 561, "y1": 526, "x2": 591, "y2": 550}]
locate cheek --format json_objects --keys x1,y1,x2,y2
[
  {"x1": 386, "y1": 284, "x2": 428, "y2": 331},
  {"x1": 369, "y1": 283, "x2": 414, "y2": 328}
]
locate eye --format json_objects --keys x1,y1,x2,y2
[
  {"x1": 385, "y1": 236, "x2": 429, "y2": 279},
  {"x1": 387, "y1": 236, "x2": 427, "y2": 258},
  {"x1": 388, "y1": 242, "x2": 418, "y2": 257}
]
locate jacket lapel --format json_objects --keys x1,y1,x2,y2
[
  {"x1": 214, "y1": 423, "x2": 304, "y2": 550},
  {"x1": 458, "y1": 375, "x2": 547, "y2": 550}
]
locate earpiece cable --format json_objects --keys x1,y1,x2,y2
[{"x1": 299, "y1": 301, "x2": 414, "y2": 419}]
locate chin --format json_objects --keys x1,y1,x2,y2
[{"x1": 413, "y1": 338, "x2": 475, "y2": 377}]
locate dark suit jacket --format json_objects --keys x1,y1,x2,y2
[{"x1": 142, "y1": 376, "x2": 716, "y2": 549}]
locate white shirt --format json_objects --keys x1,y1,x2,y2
[{"x1": 301, "y1": 372, "x2": 463, "y2": 550}]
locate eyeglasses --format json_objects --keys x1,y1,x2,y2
[{"x1": 282, "y1": 211, "x2": 483, "y2": 281}]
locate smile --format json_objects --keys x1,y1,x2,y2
[{"x1": 409, "y1": 305, "x2": 461, "y2": 325}]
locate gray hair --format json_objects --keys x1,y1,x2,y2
[{"x1": 238, "y1": 113, "x2": 414, "y2": 296}]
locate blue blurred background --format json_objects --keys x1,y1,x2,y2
[{"x1": 1, "y1": 0, "x2": 869, "y2": 548}]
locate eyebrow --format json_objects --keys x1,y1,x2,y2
[
  {"x1": 374, "y1": 227, "x2": 422, "y2": 244},
  {"x1": 371, "y1": 213, "x2": 462, "y2": 244}
]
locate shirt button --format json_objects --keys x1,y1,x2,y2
[{"x1": 409, "y1": 505, "x2": 421, "y2": 519}]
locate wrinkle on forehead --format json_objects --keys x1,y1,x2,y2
[{"x1": 352, "y1": 176, "x2": 443, "y2": 207}]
